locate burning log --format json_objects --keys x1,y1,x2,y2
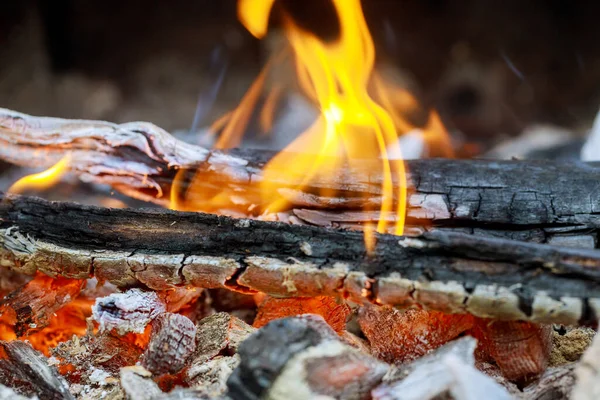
[
  {"x1": 2, "y1": 193, "x2": 600, "y2": 325},
  {"x1": 1, "y1": 109, "x2": 599, "y2": 244}
]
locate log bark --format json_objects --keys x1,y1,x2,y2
[
  {"x1": 1, "y1": 108, "x2": 600, "y2": 243},
  {"x1": 2, "y1": 193, "x2": 600, "y2": 325}
]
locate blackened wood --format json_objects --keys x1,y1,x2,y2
[
  {"x1": 2, "y1": 193, "x2": 600, "y2": 325},
  {"x1": 226, "y1": 315, "x2": 388, "y2": 400},
  {"x1": 1, "y1": 108, "x2": 599, "y2": 242},
  {"x1": 0, "y1": 341, "x2": 74, "y2": 400}
]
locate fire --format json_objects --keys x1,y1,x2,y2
[
  {"x1": 8, "y1": 154, "x2": 71, "y2": 195},
  {"x1": 176, "y1": 0, "x2": 453, "y2": 250}
]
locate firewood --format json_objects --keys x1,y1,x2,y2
[
  {"x1": 141, "y1": 312, "x2": 197, "y2": 376},
  {"x1": 0, "y1": 340, "x2": 73, "y2": 400},
  {"x1": 0, "y1": 108, "x2": 599, "y2": 243},
  {"x1": 226, "y1": 315, "x2": 389, "y2": 400},
  {"x1": 2, "y1": 194, "x2": 600, "y2": 325}
]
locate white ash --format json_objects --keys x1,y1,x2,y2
[
  {"x1": 119, "y1": 366, "x2": 162, "y2": 400},
  {"x1": 92, "y1": 289, "x2": 166, "y2": 335},
  {"x1": 373, "y1": 337, "x2": 512, "y2": 400},
  {"x1": 88, "y1": 368, "x2": 112, "y2": 386}
]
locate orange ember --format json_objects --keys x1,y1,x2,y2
[
  {"x1": 25, "y1": 298, "x2": 93, "y2": 356},
  {"x1": 172, "y1": 0, "x2": 452, "y2": 250},
  {"x1": 0, "y1": 274, "x2": 92, "y2": 356}
]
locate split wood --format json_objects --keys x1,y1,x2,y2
[{"x1": 2, "y1": 193, "x2": 600, "y2": 326}]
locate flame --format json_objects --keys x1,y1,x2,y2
[
  {"x1": 8, "y1": 154, "x2": 71, "y2": 194},
  {"x1": 172, "y1": 0, "x2": 453, "y2": 251}
]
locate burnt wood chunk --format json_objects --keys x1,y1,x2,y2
[
  {"x1": 193, "y1": 312, "x2": 255, "y2": 366},
  {"x1": 0, "y1": 341, "x2": 73, "y2": 400},
  {"x1": 142, "y1": 312, "x2": 197, "y2": 376},
  {"x1": 227, "y1": 315, "x2": 388, "y2": 400}
]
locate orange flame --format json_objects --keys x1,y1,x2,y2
[
  {"x1": 172, "y1": 0, "x2": 453, "y2": 251},
  {"x1": 8, "y1": 154, "x2": 71, "y2": 194}
]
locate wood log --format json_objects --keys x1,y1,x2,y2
[
  {"x1": 2, "y1": 193, "x2": 600, "y2": 325},
  {"x1": 1, "y1": 108, "x2": 599, "y2": 243}
]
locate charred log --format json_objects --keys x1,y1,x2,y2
[
  {"x1": 1, "y1": 109, "x2": 599, "y2": 242},
  {"x1": 2, "y1": 193, "x2": 600, "y2": 325}
]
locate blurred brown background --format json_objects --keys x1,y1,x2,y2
[{"x1": 1, "y1": 0, "x2": 599, "y2": 146}]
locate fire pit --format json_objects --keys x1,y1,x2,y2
[{"x1": 0, "y1": 1, "x2": 599, "y2": 399}]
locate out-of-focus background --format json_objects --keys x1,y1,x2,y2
[{"x1": 1, "y1": 0, "x2": 600, "y2": 155}]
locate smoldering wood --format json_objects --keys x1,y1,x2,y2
[
  {"x1": 91, "y1": 289, "x2": 165, "y2": 335},
  {"x1": 0, "y1": 274, "x2": 85, "y2": 336},
  {"x1": 141, "y1": 312, "x2": 197, "y2": 376},
  {"x1": 0, "y1": 341, "x2": 74, "y2": 400},
  {"x1": 2, "y1": 193, "x2": 600, "y2": 325},
  {"x1": 1, "y1": 108, "x2": 599, "y2": 243},
  {"x1": 227, "y1": 315, "x2": 389, "y2": 400}
]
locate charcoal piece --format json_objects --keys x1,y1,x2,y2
[
  {"x1": 92, "y1": 289, "x2": 165, "y2": 335},
  {"x1": 0, "y1": 340, "x2": 73, "y2": 400},
  {"x1": 358, "y1": 305, "x2": 474, "y2": 364},
  {"x1": 158, "y1": 287, "x2": 204, "y2": 313},
  {"x1": 549, "y1": 326, "x2": 595, "y2": 367},
  {"x1": 142, "y1": 312, "x2": 197, "y2": 376},
  {"x1": 227, "y1": 315, "x2": 388, "y2": 400},
  {"x1": 193, "y1": 312, "x2": 255, "y2": 366},
  {"x1": 472, "y1": 319, "x2": 553, "y2": 383}
]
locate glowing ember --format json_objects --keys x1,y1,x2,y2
[
  {"x1": 8, "y1": 154, "x2": 71, "y2": 195},
  {"x1": 253, "y1": 295, "x2": 351, "y2": 334},
  {"x1": 172, "y1": 0, "x2": 452, "y2": 250}
]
